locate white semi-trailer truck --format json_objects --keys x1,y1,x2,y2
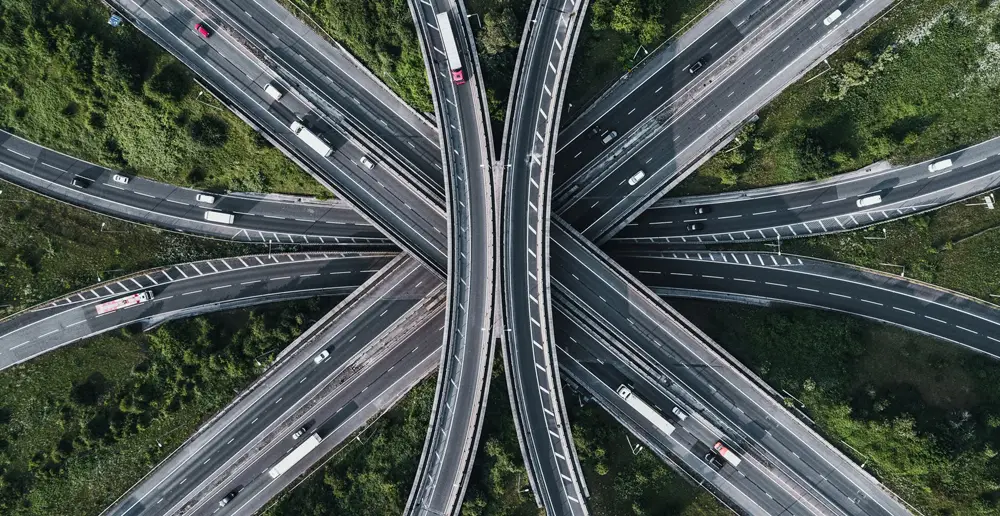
[
  {"x1": 617, "y1": 385, "x2": 675, "y2": 436},
  {"x1": 268, "y1": 433, "x2": 322, "y2": 479},
  {"x1": 289, "y1": 121, "x2": 333, "y2": 157}
]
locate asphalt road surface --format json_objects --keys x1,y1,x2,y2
[
  {"x1": 0, "y1": 130, "x2": 389, "y2": 246},
  {"x1": 0, "y1": 252, "x2": 392, "y2": 371},
  {"x1": 616, "y1": 136, "x2": 1000, "y2": 243},
  {"x1": 616, "y1": 251, "x2": 1000, "y2": 357},
  {"x1": 106, "y1": 255, "x2": 442, "y2": 516}
]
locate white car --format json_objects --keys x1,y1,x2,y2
[
  {"x1": 856, "y1": 194, "x2": 883, "y2": 208},
  {"x1": 112, "y1": 174, "x2": 129, "y2": 184},
  {"x1": 823, "y1": 9, "x2": 842, "y2": 26},
  {"x1": 628, "y1": 170, "x2": 646, "y2": 186},
  {"x1": 313, "y1": 350, "x2": 330, "y2": 364},
  {"x1": 359, "y1": 156, "x2": 376, "y2": 170},
  {"x1": 928, "y1": 159, "x2": 953, "y2": 172},
  {"x1": 672, "y1": 406, "x2": 689, "y2": 421},
  {"x1": 195, "y1": 194, "x2": 216, "y2": 204}
]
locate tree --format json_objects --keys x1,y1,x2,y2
[
  {"x1": 190, "y1": 115, "x2": 230, "y2": 147},
  {"x1": 479, "y1": 9, "x2": 519, "y2": 55}
]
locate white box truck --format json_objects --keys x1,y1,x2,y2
[
  {"x1": 268, "y1": 434, "x2": 322, "y2": 478},
  {"x1": 713, "y1": 440, "x2": 742, "y2": 467},
  {"x1": 617, "y1": 385, "x2": 675, "y2": 436},
  {"x1": 204, "y1": 211, "x2": 235, "y2": 224},
  {"x1": 290, "y1": 121, "x2": 333, "y2": 157},
  {"x1": 264, "y1": 83, "x2": 284, "y2": 100}
]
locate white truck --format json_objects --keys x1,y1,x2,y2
[
  {"x1": 436, "y1": 12, "x2": 465, "y2": 85},
  {"x1": 617, "y1": 385, "x2": 675, "y2": 436},
  {"x1": 268, "y1": 433, "x2": 322, "y2": 479},
  {"x1": 203, "y1": 210, "x2": 235, "y2": 224},
  {"x1": 95, "y1": 291, "x2": 154, "y2": 315},
  {"x1": 290, "y1": 121, "x2": 333, "y2": 157}
]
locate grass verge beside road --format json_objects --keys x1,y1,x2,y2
[
  {"x1": 0, "y1": 182, "x2": 257, "y2": 315},
  {"x1": 0, "y1": 299, "x2": 336, "y2": 515},
  {"x1": 673, "y1": 299, "x2": 1000, "y2": 514},
  {"x1": 0, "y1": 0, "x2": 323, "y2": 196},
  {"x1": 676, "y1": 0, "x2": 1000, "y2": 195}
]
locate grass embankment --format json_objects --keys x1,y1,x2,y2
[
  {"x1": 283, "y1": 0, "x2": 433, "y2": 114},
  {"x1": 0, "y1": 0, "x2": 323, "y2": 196},
  {"x1": 0, "y1": 182, "x2": 258, "y2": 315},
  {"x1": 0, "y1": 298, "x2": 337, "y2": 515},
  {"x1": 565, "y1": 0, "x2": 717, "y2": 116},
  {"x1": 677, "y1": 0, "x2": 1000, "y2": 194},
  {"x1": 673, "y1": 299, "x2": 1000, "y2": 514}
]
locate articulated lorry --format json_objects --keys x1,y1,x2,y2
[
  {"x1": 290, "y1": 121, "x2": 333, "y2": 157},
  {"x1": 617, "y1": 385, "x2": 675, "y2": 436},
  {"x1": 268, "y1": 433, "x2": 322, "y2": 479}
]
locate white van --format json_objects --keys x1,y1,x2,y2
[
  {"x1": 928, "y1": 159, "x2": 953, "y2": 173},
  {"x1": 601, "y1": 130, "x2": 618, "y2": 145},
  {"x1": 264, "y1": 83, "x2": 284, "y2": 100},
  {"x1": 856, "y1": 194, "x2": 883, "y2": 208},
  {"x1": 196, "y1": 194, "x2": 216, "y2": 204},
  {"x1": 204, "y1": 211, "x2": 235, "y2": 224},
  {"x1": 823, "y1": 9, "x2": 842, "y2": 26}
]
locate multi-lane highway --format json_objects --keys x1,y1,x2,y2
[
  {"x1": 0, "y1": 252, "x2": 391, "y2": 371},
  {"x1": 555, "y1": 0, "x2": 896, "y2": 242},
  {"x1": 106, "y1": 255, "x2": 443, "y2": 516},
  {"x1": 0, "y1": 130, "x2": 389, "y2": 246},
  {"x1": 616, "y1": 251, "x2": 1000, "y2": 356},
  {"x1": 616, "y1": 137, "x2": 1000, "y2": 243},
  {"x1": 110, "y1": 0, "x2": 448, "y2": 271},
  {"x1": 499, "y1": 0, "x2": 591, "y2": 511},
  {"x1": 404, "y1": 1, "x2": 499, "y2": 513}
]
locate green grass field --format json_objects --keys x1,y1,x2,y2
[
  {"x1": 0, "y1": 299, "x2": 337, "y2": 514},
  {"x1": 676, "y1": 0, "x2": 1000, "y2": 195},
  {"x1": 0, "y1": 0, "x2": 323, "y2": 196}
]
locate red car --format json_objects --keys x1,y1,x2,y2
[{"x1": 195, "y1": 23, "x2": 211, "y2": 38}]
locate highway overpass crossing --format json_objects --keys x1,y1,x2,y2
[
  {"x1": 404, "y1": 1, "x2": 500, "y2": 514},
  {"x1": 5, "y1": 0, "x2": 926, "y2": 514},
  {"x1": 499, "y1": 0, "x2": 592, "y2": 512}
]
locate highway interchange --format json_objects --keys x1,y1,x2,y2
[{"x1": 1, "y1": 0, "x2": 997, "y2": 513}]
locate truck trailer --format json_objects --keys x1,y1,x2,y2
[
  {"x1": 617, "y1": 385, "x2": 675, "y2": 436},
  {"x1": 436, "y1": 12, "x2": 465, "y2": 85},
  {"x1": 289, "y1": 121, "x2": 333, "y2": 157},
  {"x1": 268, "y1": 433, "x2": 322, "y2": 479},
  {"x1": 95, "y1": 291, "x2": 154, "y2": 315}
]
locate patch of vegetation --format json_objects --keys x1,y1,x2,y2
[
  {"x1": 0, "y1": 299, "x2": 336, "y2": 515},
  {"x1": 677, "y1": 0, "x2": 1000, "y2": 194},
  {"x1": 565, "y1": 0, "x2": 717, "y2": 114},
  {"x1": 262, "y1": 377, "x2": 434, "y2": 515},
  {"x1": 776, "y1": 198, "x2": 1000, "y2": 299},
  {"x1": 0, "y1": 0, "x2": 323, "y2": 195},
  {"x1": 0, "y1": 182, "x2": 257, "y2": 315},
  {"x1": 672, "y1": 299, "x2": 1000, "y2": 514},
  {"x1": 467, "y1": 0, "x2": 531, "y2": 126},
  {"x1": 282, "y1": 0, "x2": 433, "y2": 113}
]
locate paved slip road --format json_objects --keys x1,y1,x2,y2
[
  {"x1": 404, "y1": 0, "x2": 499, "y2": 514},
  {"x1": 0, "y1": 130, "x2": 390, "y2": 247},
  {"x1": 557, "y1": 0, "x2": 895, "y2": 242},
  {"x1": 111, "y1": 0, "x2": 448, "y2": 271},
  {"x1": 498, "y1": 0, "x2": 592, "y2": 511},
  {"x1": 616, "y1": 136, "x2": 1000, "y2": 243},
  {"x1": 106, "y1": 255, "x2": 442, "y2": 516},
  {"x1": 0, "y1": 252, "x2": 392, "y2": 371},
  {"x1": 616, "y1": 251, "x2": 1000, "y2": 356}
]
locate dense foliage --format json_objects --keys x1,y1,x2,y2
[
  {"x1": 0, "y1": 299, "x2": 335, "y2": 515},
  {"x1": 284, "y1": 0, "x2": 433, "y2": 113},
  {"x1": 681, "y1": 0, "x2": 1000, "y2": 193},
  {"x1": 0, "y1": 0, "x2": 322, "y2": 195}
]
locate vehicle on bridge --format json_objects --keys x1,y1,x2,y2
[
  {"x1": 95, "y1": 290, "x2": 154, "y2": 315},
  {"x1": 712, "y1": 440, "x2": 742, "y2": 467},
  {"x1": 204, "y1": 210, "x2": 235, "y2": 224},
  {"x1": 290, "y1": 121, "x2": 333, "y2": 157},
  {"x1": 268, "y1": 433, "x2": 322, "y2": 478},
  {"x1": 617, "y1": 385, "x2": 675, "y2": 436},
  {"x1": 928, "y1": 158, "x2": 953, "y2": 172},
  {"x1": 436, "y1": 12, "x2": 465, "y2": 85}
]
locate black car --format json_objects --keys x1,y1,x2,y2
[
  {"x1": 71, "y1": 177, "x2": 92, "y2": 189},
  {"x1": 705, "y1": 452, "x2": 726, "y2": 469},
  {"x1": 219, "y1": 489, "x2": 238, "y2": 507},
  {"x1": 587, "y1": 125, "x2": 602, "y2": 139},
  {"x1": 686, "y1": 222, "x2": 705, "y2": 232},
  {"x1": 693, "y1": 206, "x2": 712, "y2": 215},
  {"x1": 689, "y1": 59, "x2": 706, "y2": 74}
]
